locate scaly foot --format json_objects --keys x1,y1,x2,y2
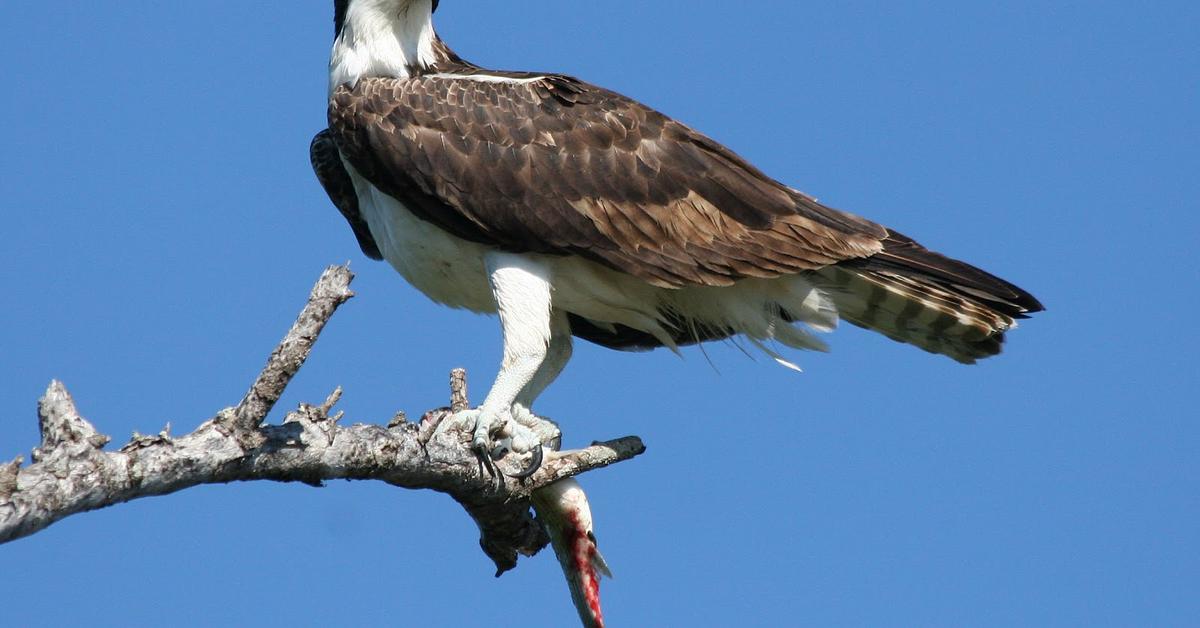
[
  {"x1": 435, "y1": 407, "x2": 548, "y2": 478},
  {"x1": 511, "y1": 404, "x2": 563, "y2": 452}
]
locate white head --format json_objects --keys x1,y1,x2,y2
[{"x1": 329, "y1": 0, "x2": 440, "y2": 92}]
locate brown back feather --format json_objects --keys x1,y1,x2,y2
[
  {"x1": 326, "y1": 71, "x2": 1042, "y2": 360},
  {"x1": 328, "y1": 75, "x2": 883, "y2": 288}
]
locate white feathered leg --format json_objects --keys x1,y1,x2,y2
[
  {"x1": 510, "y1": 311, "x2": 572, "y2": 450},
  {"x1": 462, "y1": 252, "x2": 554, "y2": 476}
]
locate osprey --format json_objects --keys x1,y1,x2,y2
[{"x1": 312, "y1": 0, "x2": 1043, "y2": 475}]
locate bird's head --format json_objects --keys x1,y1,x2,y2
[
  {"x1": 333, "y1": 0, "x2": 440, "y2": 38},
  {"x1": 329, "y1": 0, "x2": 455, "y2": 91}
]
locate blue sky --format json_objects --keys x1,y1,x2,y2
[{"x1": 1, "y1": 2, "x2": 1196, "y2": 626}]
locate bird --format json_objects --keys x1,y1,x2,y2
[
  {"x1": 313, "y1": 0, "x2": 1042, "y2": 467},
  {"x1": 311, "y1": 2, "x2": 1041, "y2": 621}
]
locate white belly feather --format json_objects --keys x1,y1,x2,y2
[{"x1": 350, "y1": 166, "x2": 496, "y2": 313}]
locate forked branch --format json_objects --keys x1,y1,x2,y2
[{"x1": 0, "y1": 265, "x2": 645, "y2": 574}]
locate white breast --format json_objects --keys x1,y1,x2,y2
[{"x1": 345, "y1": 163, "x2": 497, "y2": 313}]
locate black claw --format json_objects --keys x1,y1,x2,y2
[
  {"x1": 505, "y1": 443, "x2": 543, "y2": 480},
  {"x1": 474, "y1": 443, "x2": 498, "y2": 478}
]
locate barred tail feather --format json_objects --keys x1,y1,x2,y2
[
  {"x1": 565, "y1": 230, "x2": 1041, "y2": 365},
  {"x1": 815, "y1": 265, "x2": 1022, "y2": 363}
]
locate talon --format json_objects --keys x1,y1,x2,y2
[
  {"x1": 474, "y1": 442, "x2": 498, "y2": 478},
  {"x1": 505, "y1": 443, "x2": 543, "y2": 479}
]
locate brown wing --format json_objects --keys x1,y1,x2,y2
[
  {"x1": 310, "y1": 129, "x2": 382, "y2": 260},
  {"x1": 327, "y1": 74, "x2": 887, "y2": 288}
]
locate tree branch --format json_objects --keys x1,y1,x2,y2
[
  {"x1": 0, "y1": 265, "x2": 645, "y2": 576},
  {"x1": 230, "y1": 264, "x2": 356, "y2": 437}
]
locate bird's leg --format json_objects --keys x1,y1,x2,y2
[
  {"x1": 459, "y1": 252, "x2": 554, "y2": 477},
  {"x1": 510, "y1": 311, "x2": 572, "y2": 452}
]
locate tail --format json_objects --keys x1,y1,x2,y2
[
  {"x1": 565, "y1": 228, "x2": 1041, "y2": 365},
  {"x1": 814, "y1": 230, "x2": 1044, "y2": 363},
  {"x1": 532, "y1": 479, "x2": 611, "y2": 628}
]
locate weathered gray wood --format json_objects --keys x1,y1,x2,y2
[
  {"x1": 231, "y1": 265, "x2": 356, "y2": 435},
  {"x1": 0, "y1": 265, "x2": 645, "y2": 576}
]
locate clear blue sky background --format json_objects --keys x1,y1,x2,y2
[{"x1": 2, "y1": 2, "x2": 1196, "y2": 626}]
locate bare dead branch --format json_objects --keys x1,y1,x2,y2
[
  {"x1": 232, "y1": 265, "x2": 355, "y2": 433},
  {"x1": 450, "y1": 367, "x2": 469, "y2": 412},
  {"x1": 0, "y1": 265, "x2": 645, "y2": 576}
]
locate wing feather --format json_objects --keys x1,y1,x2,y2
[
  {"x1": 328, "y1": 74, "x2": 884, "y2": 288},
  {"x1": 310, "y1": 129, "x2": 382, "y2": 260}
]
